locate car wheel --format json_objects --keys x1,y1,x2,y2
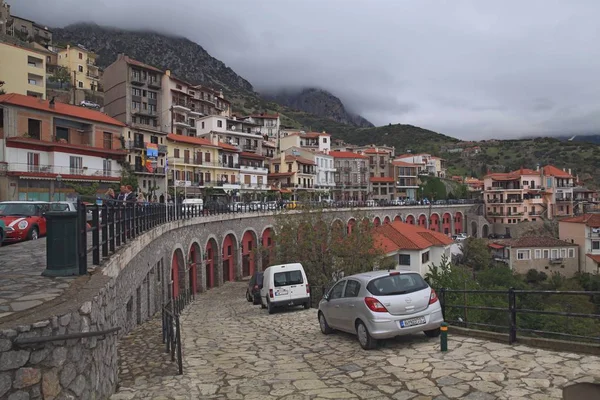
[
  {"x1": 303, "y1": 301, "x2": 311, "y2": 310},
  {"x1": 318, "y1": 312, "x2": 333, "y2": 334},
  {"x1": 267, "y1": 299, "x2": 275, "y2": 314},
  {"x1": 246, "y1": 291, "x2": 253, "y2": 302},
  {"x1": 356, "y1": 320, "x2": 377, "y2": 350},
  {"x1": 28, "y1": 226, "x2": 39, "y2": 240},
  {"x1": 424, "y1": 328, "x2": 441, "y2": 338}
]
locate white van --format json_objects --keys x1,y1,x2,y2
[
  {"x1": 182, "y1": 198, "x2": 203, "y2": 212},
  {"x1": 261, "y1": 263, "x2": 310, "y2": 314}
]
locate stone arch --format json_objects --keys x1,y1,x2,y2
[
  {"x1": 383, "y1": 216, "x2": 391, "y2": 225},
  {"x1": 442, "y1": 212, "x2": 452, "y2": 235},
  {"x1": 429, "y1": 213, "x2": 440, "y2": 232},
  {"x1": 361, "y1": 217, "x2": 371, "y2": 229},
  {"x1": 471, "y1": 221, "x2": 478, "y2": 238},
  {"x1": 454, "y1": 212, "x2": 464, "y2": 234},
  {"x1": 332, "y1": 219, "x2": 345, "y2": 237},
  {"x1": 170, "y1": 246, "x2": 186, "y2": 300},
  {"x1": 394, "y1": 215, "x2": 402, "y2": 222},
  {"x1": 205, "y1": 236, "x2": 219, "y2": 289},
  {"x1": 418, "y1": 213, "x2": 428, "y2": 228},
  {"x1": 222, "y1": 232, "x2": 239, "y2": 283},
  {"x1": 241, "y1": 229, "x2": 259, "y2": 278},
  {"x1": 406, "y1": 214, "x2": 415, "y2": 225},
  {"x1": 347, "y1": 218, "x2": 356, "y2": 234},
  {"x1": 261, "y1": 227, "x2": 275, "y2": 270},
  {"x1": 373, "y1": 216, "x2": 381, "y2": 227},
  {"x1": 188, "y1": 241, "x2": 202, "y2": 295},
  {"x1": 482, "y1": 224, "x2": 490, "y2": 239}
]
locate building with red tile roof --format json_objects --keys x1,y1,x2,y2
[
  {"x1": 394, "y1": 153, "x2": 447, "y2": 178},
  {"x1": 329, "y1": 151, "x2": 369, "y2": 202},
  {"x1": 373, "y1": 221, "x2": 453, "y2": 276},
  {"x1": 558, "y1": 213, "x2": 600, "y2": 274}
]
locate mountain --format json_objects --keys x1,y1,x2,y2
[
  {"x1": 263, "y1": 88, "x2": 374, "y2": 128},
  {"x1": 554, "y1": 134, "x2": 600, "y2": 145},
  {"x1": 52, "y1": 24, "x2": 254, "y2": 95}
]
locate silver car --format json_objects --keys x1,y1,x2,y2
[{"x1": 317, "y1": 270, "x2": 443, "y2": 350}]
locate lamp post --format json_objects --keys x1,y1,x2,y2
[{"x1": 56, "y1": 174, "x2": 63, "y2": 201}]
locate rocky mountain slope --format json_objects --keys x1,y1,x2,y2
[{"x1": 263, "y1": 88, "x2": 373, "y2": 128}]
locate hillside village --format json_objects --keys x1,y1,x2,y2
[{"x1": 1, "y1": 0, "x2": 600, "y2": 278}]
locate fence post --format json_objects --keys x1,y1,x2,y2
[
  {"x1": 508, "y1": 287, "x2": 517, "y2": 344},
  {"x1": 101, "y1": 205, "x2": 108, "y2": 258},
  {"x1": 92, "y1": 205, "x2": 100, "y2": 265},
  {"x1": 175, "y1": 315, "x2": 183, "y2": 375},
  {"x1": 439, "y1": 288, "x2": 446, "y2": 320}
]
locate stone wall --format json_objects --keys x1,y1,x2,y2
[{"x1": 0, "y1": 205, "x2": 477, "y2": 400}]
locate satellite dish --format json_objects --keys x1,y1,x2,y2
[{"x1": 230, "y1": 125, "x2": 236, "y2": 131}]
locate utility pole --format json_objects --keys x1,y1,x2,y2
[
  {"x1": 72, "y1": 71, "x2": 77, "y2": 105},
  {"x1": 170, "y1": 106, "x2": 174, "y2": 134}
]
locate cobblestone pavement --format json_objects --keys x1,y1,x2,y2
[
  {"x1": 112, "y1": 282, "x2": 600, "y2": 400},
  {"x1": 0, "y1": 232, "x2": 95, "y2": 320}
]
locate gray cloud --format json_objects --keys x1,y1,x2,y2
[{"x1": 11, "y1": 0, "x2": 600, "y2": 139}]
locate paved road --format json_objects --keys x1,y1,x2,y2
[{"x1": 112, "y1": 282, "x2": 600, "y2": 400}]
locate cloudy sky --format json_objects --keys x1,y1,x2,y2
[{"x1": 12, "y1": 0, "x2": 600, "y2": 139}]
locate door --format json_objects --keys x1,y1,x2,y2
[
  {"x1": 338, "y1": 279, "x2": 361, "y2": 331},
  {"x1": 322, "y1": 280, "x2": 346, "y2": 329},
  {"x1": 272, "y1": 270, "x2": 292, "y2": 302},
  {"x1": 286, "y1": 269, "x2": 306, "y2": 301},
  {"x1": 222, "y1": 260, "x2": 230, "y2": 282}
]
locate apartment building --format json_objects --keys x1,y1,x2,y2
[
  {"x1": 243, "y1": 113, "x2": 280, "y2": 139},
  {"x1": 392, "y1": 160, "x2": 419, "y2": 200},
  {"x1": 56, "y1": 45, "x2": 100, "y2": 91},
  {"x1": 2, "y1": 5, "x2": 53, "y2": 46},
  {"x1": 358, "y1": 146, "x2": 395, "y2": 203},
  {"x1": 0, "y1": 0, "x2": 9, "y2": 35},
  {"x1": 279, "y1": 131, "x2": 331, "y2": 153},
  {"x1": 102, "y1": 54, "x2": 168, "y2": 196},
  {"x1": 195, "y1": 115, "x2": 263, "y2": 155},
  {"x1": 330, "y1": 151, "x2": 369, "y2": 201},
  {"x1": 395, "y1": 153, "x2": 447, "y2": 178},
  {"x1": 0, "y1": 94, "x2": 125, "y2": 201},
  {"x1": 559, "y1": 214, "x2": 600, "y2": 274},
  {"x1": 483, "y1": 165, "x2": 575, "y2": 224},
  {"x1": 374, "y1": 221, "x2": 453, "y2": 277},
  {"x1": 488, "y1": 237, "x2": 579, "y2": 277},
  {"x1": 239, "y1": 152, "x2": 269, "y2": 198},
  {"x1": 268, "y1": 151, "x2": 316, "y2": 199},
  {"x1": 281, "y1": 147, "x2": 334, "y2": 200},
  {"x1": 0, "y1": 40, "x2": 48, "y2": 99}
]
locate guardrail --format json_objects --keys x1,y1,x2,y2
[
  {"x1": 438, "y1": 288, "x2": 600, "y2": 344},
  {"x1": 162, "y1": 303, "x2": 183, "y2": 375}
]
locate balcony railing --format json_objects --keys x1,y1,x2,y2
[
  {"x1": 243, "y1": 144, "x2": 258, "y2": 152},
  {"x1": 11, "y1": 163, "x2": 120, "y2": 178},
  {"x1": 556, "y1": 197, "x2": 573, "y2": 202},
  {"x1": 241, "y1": 183, "x2": 269, "y2": 190},
  {"x1": 134, "y1": 165, "x2": 165, "y2": 174},
  {"x1": 240, "y1": 165, "x2": 268, "y2": 172},
  {"x1": 86, "y1": 71, "x2": 100, "y2": 79}
]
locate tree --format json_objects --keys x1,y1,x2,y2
[
  {"x1": 119, "y1": 162, "x2": 139, "y2": 191},
  {"x1": 271, "y1": 207, "x2": 384, "y2": 288},
  {"x1": 49, "y1": 66, "x2": 71, "y2": 89},
  {"x1": 0, "y1": 80, "x2": 5, "y2": 95},
  {"x1": 458, "y1": 237, "x2": 491, "y2": 270},
  {"x1": 419, "y1": 176, "x2": 447, "y2": 200}
]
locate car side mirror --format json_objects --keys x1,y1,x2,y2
[{"x1": 323, "y1": 294, "x2": 330, "y2": 301}]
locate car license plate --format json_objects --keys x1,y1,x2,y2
[
  {"x1": 274, "y1": 289, "x2": 288, "y2": 296},
  {"x1": 400, "y1": 316, "x2": 426, "y2": 328}
]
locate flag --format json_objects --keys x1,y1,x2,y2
[
  {"x1": 165, "y1": 157, "x2": 169, "y2": 173},
  {"x1": 145, "y1": 159, "x2": 154, "y2": 173}
]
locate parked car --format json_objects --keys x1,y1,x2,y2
[
  {"x1": 246, "y1": 271, "x2": 264, "y2": 305},
  {"x1": 260, "y1": 263, "x2": 310, "y2": 314},
  {"x1": 318, "y1": 270, "x2": 443, "y2": 350},
  {"x1": 49, "y1": 201, "x2": 94, "y2": 222},
  {"x1": 265, "y1": 201, "x2": 278, "y2": 211},
  {"x1": 0, "y1": 201, "x2": 49, "y2": 242},
  {"x1": 452, "y1": 233, "x2": 468, "y2": 242},
  {"x1": 248, "y1": 201, "x2": 263, "y2": 211},
  {"x1": 80, "y1": 100, "x2": 100, "y2": 109},
  {"x1": 229, "y1": 202, "x2": 244, "y2": 212}
]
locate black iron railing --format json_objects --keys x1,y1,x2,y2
[
  {"x1": 439, "y1": 288, "x2": 600, "y2": 344},
  {"x1": 162, "y1": 303, "x2": 183, "y2": 375},
  {"x1": 173, "y1": 288, "x2": 193, "y2": 315}
]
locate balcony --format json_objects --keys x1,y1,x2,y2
[
  {"x1": 243, "y1": 144, "x2": 258, "y2": 152},
  {"x1": 172, "y1": 103, "x2": 190, "y2": 112},
  {"x1": 241, "y1": 183, "x2": 269, "y2": 190},
  {"x1": 147, "y1": 79, "x2": 161, "y2": 89},
  {"x1": 174, "y1": 119, "x2": 191, "y2": 128},
  {"x1": 5, "y1": 163, "x2": 121, "y2": 180},
  {"x1": 86, "y1": 71, "x2": 100, "y2": 80},
  {"x1": 131, "y1": 74, "x2": 145, "y2": 85},
  {"x1": 240, "y1": 165, "x2": 268, "y2": 173},
  {"x1": 221, "y1": 162, "x2": 240, "y2": 169},
  {"x1": 556, "y1": 196, "x2": 573, "y2": 202},
  {"x1": 134, "y1": 165, "x2": 165, "y2": 174},
  {"x1": 125, "y1": 140, "x2": 145, "y2": 150},
  {"x1": 133, "y1": 108, "x2": 157, "y2": 117},
  {"x1": 549, "y1": 258, "x2": 564, "y2": 265},
  {"x1": 158, "y1": 144, "x2": 168, "y2": 154}
]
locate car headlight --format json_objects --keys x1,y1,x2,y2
[{"x1": 18, "y1": 220, "x2": 29, "y2": 230}]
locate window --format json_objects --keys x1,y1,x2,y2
[
  {"x1": 367, "y1": 273, "x2": 428, "y2": 296},
  {"x1": 328, "y1": 281, "x2": 346, "y2": 300},
  {"x1": 543, "y1": 249, "x2": 549, "y2": 258},
  {"x1": 421, "y1": 251, "x2": 430, "y2": 264},
  {"x1": 344, "y1": 280, "x2": 361, "y2": 297},
  {"x1": 27, "y1": 119, "x2": 41, "y2": 140},
  {"x1": 28, "y1": 78, "x2": 37, "y2": 85},
  {"x1": 534, "y1": 249, "x2": 541, "y2": 259},
  {"x1": 69, "y1": 156, "x2": 83, "y2": 174},
  {"x1": 103, "y1": 160, "x2": 112, "y2": 176},
  {"x1": 551, "y1": 249, "x2": 559, "y2": 259},
  {"x1": 78, "y1": 65, "x2": 83, "y2": 73},
  {"x1": 55, "y1": 126, "x2": 69, "y2": 142},
  {"x1": 568, "y1": 248, "x2": 575, "y2": 258},
  {"x1": 78, "y1": 81, "x2": 83, "y2": 88},
  {"x1": 132, "y1": 88, "x2": 141, "y2": 96},
  {"x1": 176, "y1": 84, "x2": 182, "y2": 90},
  {"x1": 273, "y1": 270, "x2": 303, "y2": 287},
  {"x1": 132, "y1": 101, "x2": 140, "y2": 110},
  {"x1": 27, "y1": 152, "x2": 40, "y2": 172},
  {"x1": 398, "y1": 254, "x2": 410, "y2": 266},
  {"x1": 592, "y1": 241, "x2": 600, "y2": 250},
  {"x1": 174, "y1": 149, "x2": 180, "y2": 158},
  {"x1": 204, "y1": 172, "x2": 210, "y2": 182},
  {"x1": 560, "y1": 248, "x2": 566, "y2": 258},
  {"x1": 148, "y1": 91, "x2": 156, "y2": 100},
  {"x1": 78, "y1": 52, "x2": 83, "y2": 59},
  {"x1": 217, "y1": 120, "x2": 223, "y2": 128},
  {"x1": 517, "y1": 250, "x2": 531, "y2": 260},
  {"x1": 204, "y1": 152, "x2": 211, "y2": 162},
  {"x1": 103, "y1": 132, "x2": 112, "y2": 149}
]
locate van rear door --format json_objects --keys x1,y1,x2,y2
[
  {"x1": 272, "y1": 269, "x2": 299, "y2": 302},
  {"x1": 287, "y1": 269, "x2": 307, "y2": 301}
]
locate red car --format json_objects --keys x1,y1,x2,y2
[{"x1": 0, "y1": 201, "x2": 48, "y2": 243}]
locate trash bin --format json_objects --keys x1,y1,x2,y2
[{"x1": 42, "y1": 211, "x2": 79, "y2": 277}]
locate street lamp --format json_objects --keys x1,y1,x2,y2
[{"x1": 56, "y1": 174, "x2": 63, "y2": 201}]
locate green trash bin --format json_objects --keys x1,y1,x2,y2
[{"x1": 42, "y1": 211, "x2": 79, "y2": 277}]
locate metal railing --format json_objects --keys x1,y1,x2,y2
[
  {"x1": 439, "y1": 288, "x2": 600, "y2": 344},
  {"x1": 162, "y1": 303, "x2": 183, "y2": 375}
]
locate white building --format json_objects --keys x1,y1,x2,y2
[
  {"x1": 243, "y1": 113, "x2": 280, "y2": 140},
  {"x1": 315, "y1": 152, "x2": 335, "y2": 199},
  {"x1": 395, "y1": 153, "x2": 447, "y2": 178},
  {"x1": 373, "y1": 221, "x2": 454, "y2": 276},
  {"x1": 195, "y1": 115, "x2": 263, "y2": 154},
  {"x1": 239, "y1": 152, "x2": 269, "y2": 199},
  {"x1": 280, "y1": 131, "x2": 331, "y2": 154}
]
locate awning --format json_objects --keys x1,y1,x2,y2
[{"x1": 488, "y1": 243, "x2": 505, "y2": 249}]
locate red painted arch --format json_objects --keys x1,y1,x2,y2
[
  {"x1": 383, "y1": 216, "x2": 391, "y2": 225},
  {"x1": 418, "y1": 214, "x2": 427, "y2": 227},
  {"x1": 222, "y1": 234, "x2": 236, "y2": 282},
  {"x1": 242, "y1": 231, "x2": 256, "y2": 278},
  {"x1": 406, "y1": 215, "x2": 415, "y2": 225},
  {"x1": 188, "y1": 245, "x2": 198, "y2": 294},
  {"x1": 347, "y1": 219, "x2": 356, "y2": 234},
  {"x1": 394, "y1": 215, "x2": 402, "y2": 222},
  {"x1": 454, "y1": 212, "x2": 463, "y2": 234},
  {"x1": 172, "y1": 251, "x2": 180, "y2": 299},
  {"x1": 430, "y1": 214, "x2": 440, "y2": 232},
  {"x1": 442, "y1": 212, "x2": 452, "y2": 235},
  {"x1": 205, "y1": 239, "x2": 217, "y2": 288},
  {"x1": 261, "y1": 228, "x2": 274, "y2": 269},
  {"x1": 373, "y1": 217, "x2": 381, "y2": 227}
]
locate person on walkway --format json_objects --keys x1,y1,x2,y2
[
  {"x1": 105, "y1": 188, "x2": 116, "y2": 203},
  {"x1": 117, "y1": 185, "x2": 126, "y2": 201},
  {"x1": 137, "y1": 192, "x2": 146, "y2": 203},
  {"x1": 124, "y1": 185, "x2": 137, "y2": 202}
]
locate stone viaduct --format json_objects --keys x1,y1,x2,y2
[{"x1": 0, "y1": 204, "x2": 486, "y2": 399}]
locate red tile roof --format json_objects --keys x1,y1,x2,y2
[
  {"x1": 123, "y1": 56, "x2": 163, "y2": 73},
  {"x1": 370, "y1": 177, "x2": 395, "y2": 183},
  {"x1": 363, "y1": 148, "x2": 391, "y2": 154},
  {"x1": 586, "y1": 254, "x2": 600, "y2": 263},
  {"x1": 0, "y1": 93, "x2": 126, "y2": 127},
  {"x1": 287, "y1": 131, "x2": 331, "y2": 138},
  {"x1": 240, "y1": 151, "x2": 265, "y2": 160},
  {"x1": 218, "y1": 142, "x2": 241, "y2": 152},
  {"x1": 271, "y1": 155, "x2": 316, "y2": 165},
  {"x1": 167, "y1": 133, "x2": 215, "y2": 147},
  {"x1": 373, "y1": 221, "x2": 453, "y2": 252},
  {"x1": 392, "y1": 160, "x2": 418, "y2": 167},
  {"x1": 560, "y1": 214, "x2": 600, "y2": 227},
  {"x1": 329, "y1": 151, "x2": 368, "y2": 159},
  {"x1": 543, "y1": 165, "x2": 572, "y2": 178},
  {"x1": 493, "y1": 237, "x2": 577, "y2": 248},
  {"x1": 488, "y1": 243, "x2": 505, "y2": 250},
  {"x1": 485, "y1": 168, "x2": 541, "y2": 181},
  {"x1": 268, "y1": 172, "x2": 295, "y2": 178}
]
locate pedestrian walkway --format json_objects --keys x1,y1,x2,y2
[{"x1": 112, "y1": 282, "x2": 600, "y2": 399}]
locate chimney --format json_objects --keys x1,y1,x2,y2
[
  {"x1": 568, "y1": 168, "x2": 572, "y2": 176},
  {"x1": 49, "y1": 97, "x2": 55, "y2": 110},
  {"x1": 166, "y1": 69, "x2": 171, "y2": 77},
  {"x1": 280, "y1": 150, "x2": 285, "y2": 166},
  {"x1": 210, "y1": 134, "x2": 218, "y2": 146}
]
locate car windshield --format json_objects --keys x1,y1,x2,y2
[
  {"x1": 274, "y1": 270, "x2": 303, "y2": 287},
  {"x1": 367, "y1": 273, "x2": 428, "y2": 296},
  {"x1": 49, "y1": 203, "x2": 72, "y2": 211},
  {"x1": 0, "y1": 203, "x2": 38, "y2": 216}
]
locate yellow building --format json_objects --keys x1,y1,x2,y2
[
  {"x1": 0, "y1": 40, "x2": 47, "y2": 98},
  {"x1": 56, "y1": 44, "x2": 100, "y2": 91},
  {"x1": 166, "y1": 133, "x2": 242, "y2": 198}
]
